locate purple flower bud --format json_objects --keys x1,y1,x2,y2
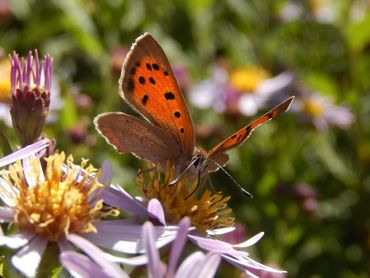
[{"x1": 9, "y1": 50, "x2": 52, "y2": 146}]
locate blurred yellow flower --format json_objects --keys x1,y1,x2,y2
[
  {"x1": 0, "y1": 57, "x2": 10, "y2": 103},
  {"x1": 302, "y1": 99, "x2": 324, "y2": 117},
  {"x1": 229, "y1": 66, "x2": 270, "y2": 93}
]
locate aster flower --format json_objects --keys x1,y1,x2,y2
[
  {"x1": 142, "y1": 217, "x2": 221, "y2": 278},
  {"x1": 105, "y1": 164, "x2": 287, "y2": 277},
  {"x1": 138, "y1": 163, "x2": 235, "y2": 234},
  {"x1": 189, "y1": 64, "x2": 293, "y2": 116},
  {"x1": 292, "y1": 92, "x2": 354, "y2": 131},
  {"x1": 235, "y1": 70, "x2": 294, "y2": 116},
  {"x1": 0, "y1": 150, "x2": 150, "y2": 277}
]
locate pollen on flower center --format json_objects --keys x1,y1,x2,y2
[
  {"x1": 137, "y1": 163, "x2": 235, "y2": 233},
  {"x1": 229, "y1": 67, "x2": 270, "y2": 93},
  {"x1": 303, "y1": 99, "x2": 325, "y2": 116},
  {"x1": 1, "y1": 152, "x2": 115, "y2": 241}
]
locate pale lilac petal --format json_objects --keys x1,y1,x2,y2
[
  {"x1": 245, "y1": 270, "x2": 259, "y2": 278},
  {"x1": 196, "y1": 253, "x2": 221, "y2": 278},
  {"x1": 246, "y1": 267, "x2": 287, "y2": 278},
  {"x1": 87, "y1": 160, "x2": 113, "y2": 203},
  {"x1": 176, "y1": 252, "x2": 221, "y2": 278},
  {"x1": 66, "y1": 234, "x2": 126, "y2": 274},
  {"x1": 142, "y1": 221, "x2": 164, "y2": 278},
  {"x1": 175, "y1": 251, "x2": 205, "y2": 278},
  {"x1": 11, "y1": 235, "x2": 47, "y2": 277},
  {"x1": 0, "y1": 176, "x2": 19, "y2": 206},
  {"x1": 147, "y1": 198, "x2": 166, "y2": 225},
  {"x1": 100, "y1": 185, "x2": 151, "y2": 216},
  {"x1": 58, "y1": 237, "x2": 74, "y2": 252},
  {"x1": 60, "y1": 251, "x2": 129, "y2": 278},
  {"x1": 325, "y1": 105, "x2": 354, "y2": 128},
  {"x1": 0, "y1": 139, "x2": 49, "y2": 168},
  {"x1": 102, "y1": 252, "x2": 148, "y2": 265},
  {"x1": 207, "y1": 226, "x2": 235, "y2": 235},
  {"x1": 0, "y1": 230, "x2": 34, "y2": 248},
  {"x1": 231, "y1": 232, "x2": 264, "y2": 248},
  {"x1": 313, "y1": 116, "x2": 328, "y2": 131},
  {"x1": 257, "y1": 72, "x2": 294, "y2": 96},
  {"x1": 189, "y1": 81, "x2": 218, "y2": 109},
  {"x1": 238, "y1": 94, "x2": 261, "y2": 116},
  {"x1": 85, "y1": 221, "x2": 177, "y2": 254},
  {"x1": 99, "y1": 160, "x2": 112, "y2": 186},
  {"x1": 167, "y1": 217, "x2": 190, "y2": 277},
  {"x1": 0, "y1": 206, "x2": 14, "y2": 222},
  {"x1": 189, "y1": 233, "x2": 285, "y2": 275},
  {"x1": 188, "y1": 235, "x2": 245, "y2": 256},
  {"x1": 223, "y1": 253, "x2": 286, "y2": 274}
]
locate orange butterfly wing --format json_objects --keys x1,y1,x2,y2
[
  {"x1": 119, "y1": 33, "x2": 195, "y2": 160},
  {"x1": 208, "y1": 97, "x2": 294, "y2": 159}
]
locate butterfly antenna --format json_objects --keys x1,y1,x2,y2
[{"x1": 206, "y1": 157, "x2": 253, "y2": 198}]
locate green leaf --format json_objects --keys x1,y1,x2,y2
[
  {"x1": 0, "y1": 131, "x2": 12, "y2": 156},
  {"x1": 345, "y1": 14, "x2": 370, "y2": 52}
]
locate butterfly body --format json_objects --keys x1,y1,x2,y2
[{"x1": 94, "y1": 33, "x2": 294, "y2": 180}]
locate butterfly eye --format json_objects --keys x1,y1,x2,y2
[{"x1": 191, "y1": 154, "x2": 203, "y2": 168}]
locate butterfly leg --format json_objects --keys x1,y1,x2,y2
[
  {"x1": 207, "y1": 175, "x2": 219, "y2": 195},
  {"x1": 185, "y1": 169, "x2": 202, "y2": 200}
]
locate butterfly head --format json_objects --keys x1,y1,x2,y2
[{"x1": 189, "y1": 151, "x2": 207, "y2": 174}]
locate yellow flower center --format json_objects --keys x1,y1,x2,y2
[
  {"x1": 0, "y1": 58, "x2": 11, "y2": 103},
  {"x1": 302, "y1": 99, "x2": 325, "y2": 117},
  {"x1": 229, "y1": 67, "x2": 270, "y2": 93},
  {"x1": 138, "y1": 163, "x2": 234, "y2": 234},
  {"x1": 1, "y1": 152, "x2": 118, "y2": 241}
]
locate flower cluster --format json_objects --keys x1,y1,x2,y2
[
  {"x1": 189, "y1": 63, "x2": 294, "y2": 117},
  {"x1": 189, "y1": 58, "x2": 354, "y2": 133},
  {"x1": 0, "y1": 50, "x2": 286, "y2": 277}
]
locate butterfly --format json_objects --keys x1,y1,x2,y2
[{"x1": 94, "y1": 33, "x2": 294, "y2": 183}]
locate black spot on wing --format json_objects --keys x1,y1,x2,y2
[
  {"x1": 130, "y1": 67, "x2": 136, "y2": 75},
  {"x1": 164, "y1": 91, "x2": 175, "y2": 100},
  {"x1": 152, "y1": 63, "x2": 160, "y2": 70},
  {"x1": 149, "y1": 77, "x2": 155, "y2": 84},
  {"x1": 246, "y1": 126, "x2": 252, "y2": 132},
  {"x1": 164, "y1": 71, "x2": 169, "y2": 76},
  {"x1": 231, "y1": 134, "x2": 237, "y2": 139},
  {"x1": 180, "y1": 127, "x2": 184, "y2": 134},
  {"x1": 146, "y1": 63, "x2": 152, "y2": 71},
  {"x1": 127, "y1": 78, "x2": 134, "y2": 91},
  {"x1": 267, "y1": 113, "x2": 274, "y2": 119},
  {"x1": 138, "y1": 76, "x2": 145, "y2": 84},
  {"x1": 174, "y1": 111, "x2": 181, "y2": 118},
  {"x1": 141, "y1": 95, "x2": 149, "y2": 105}
]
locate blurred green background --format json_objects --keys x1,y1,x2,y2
[{"x1": 0, "y1": 0, "x2": 369, "y2": 277}]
